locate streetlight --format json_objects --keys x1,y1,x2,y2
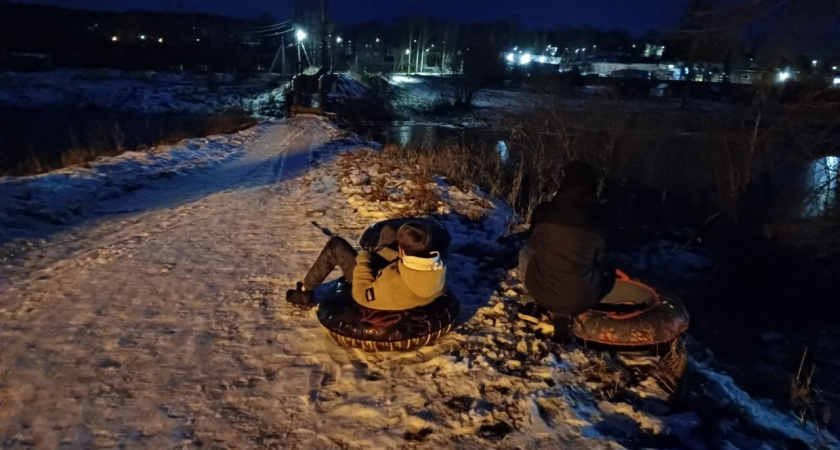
[
  {"x1": 405, "y1": 49, "x2": 410, "y2": 55},
  {"x1": 336, "y1": 36, "x2": 342, "y2": 44},
  {"x1": 158, "y1": 38, "x2": 164, "y2": 43},
  {"x1": 140, "y1": 34, "x2": 146, "y2": 40},
  {"x1": 296, "y1": 29, "x2": 307, "y2": 75},
  {"x1": 111, "y1": 36, "x2": 119, "y2": 42}
]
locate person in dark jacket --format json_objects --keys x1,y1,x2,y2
[{"x1": 519, "y1": 161, "x2": 615, "y2": 342}]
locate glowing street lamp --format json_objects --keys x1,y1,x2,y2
[
  {"x1": 520, "y1": 53, "x2": 532, "y2": 65},
  {"x1": 158, "y1": 38, "x2": 164, "y2": 43},
  {"x1": 336, "y1": 36, "x2": 343, "y2": 44},
  {"x1": 405, "y1": 49, "x2": 411, "y2": 55},
  {"x1": 111, "y1": 36, "x2": 119, "y2": 42},
  {"x1": 376, "y1": 38, "x2": 380, "y2": 43},
  {"x1": 140, "y1": 34, "x2": 146, "y2": 40},
  {"x1": 296, "y1": 29, "x2": 307, "y2": 42}
]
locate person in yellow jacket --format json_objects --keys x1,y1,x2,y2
[{"x1": 286, "y1": 221, "x2": 446, "y2": 311}]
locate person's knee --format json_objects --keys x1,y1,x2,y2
[{"x1": 326, "y1": 236, "x2": 351, "y2": 250}]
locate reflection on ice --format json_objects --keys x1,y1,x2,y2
[
  {"x1": 804, "y1": 155, "x2": 838, "y2": 217},
  {"x1": 496, "y1": 140, "x2": 509, "y2": 163}
]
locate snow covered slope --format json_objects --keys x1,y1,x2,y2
[
  {"x1": 0, "y1": 70, "x2": 287, "y2": 116},
  {"x1": 0, "y1": 117, "x2": 835, "y2": 449}
]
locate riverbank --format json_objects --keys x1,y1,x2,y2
[{"x1": 0, "y1": 69, "x2": 287, "y2": 116}]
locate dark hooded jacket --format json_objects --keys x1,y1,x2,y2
[{"x1": 525, "y1": 162, "x2": 611, "y2": 316}]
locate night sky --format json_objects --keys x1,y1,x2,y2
[{"x1": 14, "y1": 0, "x2": 691, "y2": 35}]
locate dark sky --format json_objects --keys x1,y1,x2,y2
[{"x1": 13, "y1": 0, "x2": 691, "y2": 35}]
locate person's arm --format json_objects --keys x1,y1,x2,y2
[{"x1": 352, "y1": 250, "x2": 379, "y2": 304}]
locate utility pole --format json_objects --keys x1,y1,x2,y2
[
  {"x1": 321, "y1": 0, "x2": 329, "y2": 72},
  {"x1": 281, "y1": 35, "x2": 286, "y2": 77}
]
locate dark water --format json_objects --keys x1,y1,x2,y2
[
  {"x1": 0, "y1": 107, "x2": 254, "y2": 174},
  {"x1": 356, "y1": 123, "x2": 509, "y2": 153}
]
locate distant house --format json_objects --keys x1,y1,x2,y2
[
  {"x1": 611, "y1": 69, "x2": 651, "y2": 79},
  {"x1": 588, "y1": 61, "x2": 659, "y2": 77},
  {"x1": 729, "y1": 69, "x2": 767, "y2": 85}
]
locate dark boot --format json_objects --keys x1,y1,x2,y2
[
  {"x1": 550, "y1": 314, "x2": 575, "y2": 344},
  {"x1": 286, "y1": 282, "x2": 315, "y2": 310}
]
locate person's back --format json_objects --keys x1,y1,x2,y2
[
  {"x1": 352, "y1": 223, "x2": 446, "y2": 310},
  {"x1": 523, "y1": 161, "x2": 611, "y2": 318}
]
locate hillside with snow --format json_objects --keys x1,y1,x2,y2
[
  {"x1": 0, "y1": 70, "x2": 288, "y2": 116},
  {"x1": 0, "y1": 117, "x2": 835, "y2": 449}
]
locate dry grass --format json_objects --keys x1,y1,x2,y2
[
  {"x1": 5, "y1": 111, "x2": 256, "y2": 177},
  {"x1": 790, "y1": 348, "x2": 832, "y2": 430}
]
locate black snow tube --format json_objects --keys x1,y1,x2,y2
[
  {"x1": 572, "y1": 271, "x2": 689, "y2": 347},
  {"x1": 317, "y1": 283, "x2": 460, "y2": 352},
  {"x1": 359, "y1": 217, "x2": 451, "y2": 253}
]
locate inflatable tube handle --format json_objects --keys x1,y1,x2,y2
[{"x1": 615, "y1": 269, "x2": 630, "y2": 281}]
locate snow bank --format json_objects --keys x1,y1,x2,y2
[
  {"x1": 387, "y1": 74, "x2": 545, "y2": 123},
  {"x1": 329, "y1": 74, "x2": 369, "y2": 102},
  {"x1": 0, "y1": 69, "x2": 287, "y2": 116},
  {"x1": 691, "y1": 358, "x2": 838, "y2": 448},
  {"x1": 0, "y1": 126, "x2": 260, "y2": 237}
]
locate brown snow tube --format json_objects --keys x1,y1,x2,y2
[
  {"x1": 573, "y1": 271, "x2": 689, "y2": 347},
  {"x1": 359, "y1": 217, "x2": 451, "y2": 253},
  {"x1": 317, "y1": 284, "x2": 459, "y2": 352}
]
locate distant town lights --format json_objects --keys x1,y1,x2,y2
[
  {"x1": 520, "y1": 53, "x2": 532, "y2": 64},
  {"x1": 158, "y1": 38, "x2": 163, "y2": 43},
  {"x1": 506, "y1": 53, "x2": 515, "y2": 62},
  {"x1": 375, "y1": 38, "x2": 380, "y2": 42},
  {"x1": 111, "y1": 36, "x2": 119, "y2": 42},
  {"x1": 140, "y1": 34, "x2": 146, "y2": 40}
]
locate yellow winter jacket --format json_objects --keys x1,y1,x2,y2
[{"x1": 351, "y1": 246, "x2": 447, "y2": 311}]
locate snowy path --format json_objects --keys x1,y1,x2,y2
[
  {"x1": 0, "y1": 117, "x2": 383, "y2": 448},
  {"x1": 4, "y1": 116, "x2": 837, "y2": 450}
]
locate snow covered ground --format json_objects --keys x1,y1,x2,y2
[
  {"x1": 0, "y1": 116, "x2": 836, "y2": 449},
  {"x1": 0, "y1": 70, "x2": 287, "y2": 116}
]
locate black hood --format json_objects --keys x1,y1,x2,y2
[{"x1": 552, "y1": 161, "x2": 599, "y2": 207}]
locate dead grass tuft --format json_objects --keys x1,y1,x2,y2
[{"x1": 790, "y1": 348, "x2": 831, "y2": 430}]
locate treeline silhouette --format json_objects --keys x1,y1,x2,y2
[{"x1": 0, "y1": 3, "x2": 283, "y2": 71}]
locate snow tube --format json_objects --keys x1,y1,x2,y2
[
  {"x1": 317, "y1": 283, "x2": 459, "y2": 352},
  {"x1": 359, "y1": 217, "x2": 451, "y2": 253},
  {"x1": 573, "y1": 271, "x2": 689, "y2": 347}
]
